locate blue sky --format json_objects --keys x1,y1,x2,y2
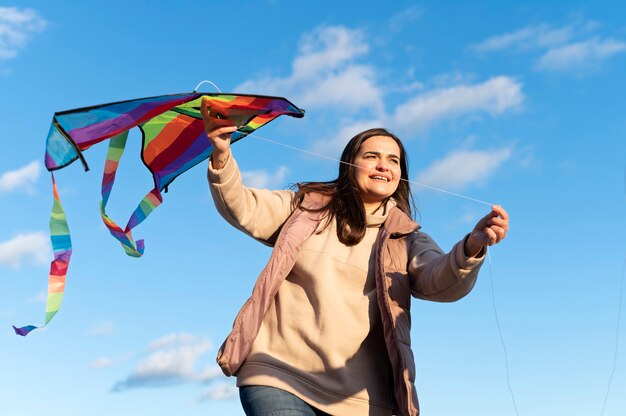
[{"x1": 1, "y1": 1, "x2": 625, "y2": 415}]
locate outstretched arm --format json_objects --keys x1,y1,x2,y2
[{"x1": 409, "y1": 205, "x2": 509, "y2": 302}]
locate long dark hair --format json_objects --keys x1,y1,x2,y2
[{"x1": 292, "y1": 128, "x2": 414, "y2": 246}]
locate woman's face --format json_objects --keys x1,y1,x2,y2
[{"x1": 352, "y1": 135, "x2": 402, "y2": 210}]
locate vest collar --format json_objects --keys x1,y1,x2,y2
[{"x1": 383, "y1": 207, "x2": 420, "y2": 236}]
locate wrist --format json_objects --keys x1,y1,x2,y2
[
  {"x1": 463, "y1": 234, "x2": 483, "y2": 258},
  {"x1": 211, "y1": 150, "x2": 230, "y2": 170}
]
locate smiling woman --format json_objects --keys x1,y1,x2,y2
[{"x1": 203, "y1": 100, "x2": 509, "y2": 416}]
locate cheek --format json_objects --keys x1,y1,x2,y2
[{"x1": 392, "y1": 166, "x2": 402, "y2": 180}]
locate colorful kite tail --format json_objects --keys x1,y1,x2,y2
[
  {"x1": 14, "y1": 173, "x2": 72, "y2": 336},
  {"x1": 100, "y1": 132, "x2": 163, "y2": 257}
]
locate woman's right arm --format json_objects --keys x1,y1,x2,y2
[{"x1": 203, "y1": 98, "x2": 294, "y2": 244}]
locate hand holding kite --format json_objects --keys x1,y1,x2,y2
[{"x1": 201, "y1": 97, "x2": 236, "y2": 169}]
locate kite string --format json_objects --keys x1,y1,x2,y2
[
  {"x1": 246, "y1": 132, "x2": 494, "y2": 207},
  {"x1": 599, "y1": 164, "x2": 626, "y2": 416},
  {"x1": 488, "y1": 248, "x2": 520, "y2": 416},
  {"x1": 600, "y1": 253, "x2": 625, "y2": 415}
]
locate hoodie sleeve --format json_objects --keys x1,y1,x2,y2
[
  {"x1": 208, "y1": 151, "x2": 295, "y2": 245},
  {"x1": 407, "y1": 232, "x2": 485, "y2": 302}
]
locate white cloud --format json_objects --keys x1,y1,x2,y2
[
  {"x1": 242, "y1": 166, "x2": 289, "y2": 189},
  {"x1": 90, "y1": 357, "x2": 114, "y2": 369},
  {"x1": 28, "y1": 291, "x2": 47, "y2": 304},
  {"x1": 415, "y1": 147, "x2": 512, "y2": 191},
  {"x1": 471, "y1": 24, "x2": 574, "y2": 52},
  {"x1": 112, "y1": 333, "x2": 216, "y2": 391},
  {"x1": 236, "y1": 25, "x2": 382, "y2": 113},
  {"x1": 86, "y1": 320, "x2": 114, "y2": 336},
  {"x1": 237, "y1": 25, "x2": 524, "y2": 163},
  {"x1": 198, "y1": 382, "x2": 238, "y2": 401},
  {"x1": 148, "y1": 332, "x2": 198, "y2": 350},
  {"x1": 310, "y1": 119, "x2": 386, "y2": 157},
  {"x1": 0, "y1": 308, "x2": 15, "y2": 318},
  {"x1": 295, "y1": 65, "x2": 382, "y2": 112},
  {"x1": 388, "y1": 6, "x2": 424, "y2": 32},
  {"x1": 536, "y1": 37, "x2": 626, "y2": 71},
  {"x1": 0, "y1": 231, "x2": 50, "y2": 268},
  {"x1": 0, "y1": 160, "x2": 40, "y2": 192},
  {"x1": 308, "y1": 77, "x2": 522, "y2": 157},
  {"x1": 0, "y1": 7, "x2": 46, "y2": 60},
  {"x1": 392, "y1": 76, "x2": 523, "y2": 131},
  {"x1": 471, "y1": 21, "x2": 626, "y2": 73}
]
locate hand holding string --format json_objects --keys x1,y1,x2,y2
[{"x1": 465, "y1": 205, "x2": 509, "y2": 257}]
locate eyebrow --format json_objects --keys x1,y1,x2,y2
[{"x1": 363, "y1": 150, "x2": 401, "y2": 159}]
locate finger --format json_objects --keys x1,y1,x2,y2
[
  {"x1": 205, "y1": 119, "x2": 236, "y2": 140},
  {"x1": 488, "y1": 225, "x2": 507, "y2": 242},
  {"x1": 201, "y1": 97, "x2": 211, "y2": 121},
  {"x1": 484, "y1": 227, "x2": 498, "y2": 245},
  {"x1": 208, "y1": 125, "x2": 237, "y2": 139},
  {"x1": 201, "y1": 99, "x2": 234, "y2": 132},
  {"x1": 491, "y1": 205, "x2": 509, "y2": 221},
  {"x1": 487, "y1": 217, "x2": 509, "y2": 232}
]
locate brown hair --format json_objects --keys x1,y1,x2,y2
[{"x1": 292, "y1": 128, "x2": 414, "y2": 246}]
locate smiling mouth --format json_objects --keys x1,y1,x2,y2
[{"x1": 371, "y1": 175, "x2": 390, "y2": 182}]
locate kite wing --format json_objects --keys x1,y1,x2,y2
[{"x1": 15, "y1": 91, "x2": 304, "y2": 336}]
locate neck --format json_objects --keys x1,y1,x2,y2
[{"x1": 363, "y1": 201, "x2": 385, "y2": 215}]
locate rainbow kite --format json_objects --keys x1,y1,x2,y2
[{"x1": 14, "y1": 89, "x2": 305, "y2": 336}]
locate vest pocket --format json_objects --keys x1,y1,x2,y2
[{"x1": 386, "y1": 270, "x2": 411, "y2": 309}]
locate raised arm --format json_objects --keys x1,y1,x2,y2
[{"x1": 202, "y1": 97, "x2": 294, "y2": 245}]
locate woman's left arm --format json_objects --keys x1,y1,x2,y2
[{"x1": 408, "y1": 205, "x2": 509, "y2": 302}]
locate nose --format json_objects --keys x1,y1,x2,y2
[{"x1": 376, "y1": 159, "x2": 390, "y2": 171}]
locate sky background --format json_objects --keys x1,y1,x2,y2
[{"x1": 1, "y1": 1, "x2": 625, "y2": 415}]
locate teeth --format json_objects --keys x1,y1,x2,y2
[{"x1": 372, "y1": 176, "x2": 388, "y2": 181}]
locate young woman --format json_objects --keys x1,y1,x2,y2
[{"x1": 203, "y1": 103, "x2": 509, "y2": 416}]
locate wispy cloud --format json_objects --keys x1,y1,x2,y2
[
  {"x1": 90, "y1": 357, "x2": 115, "y2": 369},
  {"x1": 198, "y1": 382, "x2": 238, "y2": 401},
  {"x1": 86, "y1": 320, "x2": 114, "y2": 336},
  {"x1": 0, "y1": 160, "x2": 40, "y2": 193},
  {"x1": 0, "y1": 232, "x2": 50, "y2": 269},
  {"x1": 90, "y1": 351, "x2": 135, "y2": 369},
  {"x1": 311, "y1": 118, "x2": 386, "y2": 157},
  {"x1": 236, "y1": 26, "x2": 383, "y2": 113},
  {"x1": 0, "y1": 308, "x2": 15, "y2": 318},
  {"x1": 471, "y1": 23, "x2": 574, "y2": 52},
  {"x1": 536, "y1": 37, "x2": 626, "y2": 71},
  {"x1": 415, "y1": 147, "x2": 512, "y2": 191},
  {"x1": 391, "y1": 76, "x2": 523, "y2": 131},
  {"x1": 28, "y1": 291, "x2": 47, "y2": 304},
  {"x1": 111, "y1": 332, "x2": 220, "y2": 392},
  {"x1": 0, "y1": 7, "x2": 46, "y2": 60},
  {"x1": 242, "y1": 166, "x2": 289, "y2": 189},
  {"x1": 471, "y1": 20, "x2": 626, "y2": 73},
  {"x1": 388, "y1": 6, "x2": 424, "y2": 32}
]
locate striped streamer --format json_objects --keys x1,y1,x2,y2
[
  {"x1": 100, "y1": 132, "x2": 163, "y2": 257},
  {"x1": 14, "y1": 174, "x2": 72, "y2": 336}
]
